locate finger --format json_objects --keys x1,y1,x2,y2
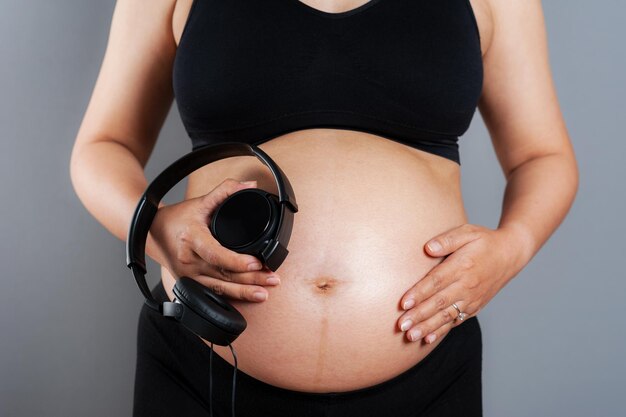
[
  {"x1": 400, "y1": 261, "x2": 459, "y2": 311},
  {"x1": 194, "y1": 275, "x2": 271, "y2": 302},
  {"x1": 423, "y1": 304, "x2": 474, "y2": 344},
  {"x1": 189, "y1": 225, "x2": 264, "y2": 272},
  {"x1": 404, "y1": 301, "x2": 466, "y2": 343},
  {"x1": 198, "y1": 178, "x2": 257, "y2": 216},
  {"x1": 212, "y1": 266, "x2": 281, "y2": 287},
  {"x1": 398, "y1": 283, "x2": 462, "y2": 334},
  {"x1": 424, "y1": 224, "x2": 481, "y2": 257},
  {"x1": 422, "y1": 316, "x2": 457, "y2": 345},
  {"x1": 174, "y1": 250, "x2": 278, "y2": 285}
]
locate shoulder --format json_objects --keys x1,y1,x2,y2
[
  {"x1": 472, "y1": 0, "x2": 545, "y2": 58},
  {"x1": 467, "y1": 0, "x2": 493, "y2": 57}
]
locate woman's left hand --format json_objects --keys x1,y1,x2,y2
[{"x1": 397, "y1": 223, "x2": 524, "y2": 344}]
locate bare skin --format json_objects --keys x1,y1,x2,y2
[{"x1": 70, "y1": 0, "x2": 578, "y2": 393}]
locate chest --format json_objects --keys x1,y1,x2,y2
[{"x1": 172, "y1": 0, "x2": 483, "y2": 153}]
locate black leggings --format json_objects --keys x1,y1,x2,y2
[{"x1": 134, "y1": 281, "x2": 483, "y2": 417}]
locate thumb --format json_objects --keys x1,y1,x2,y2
[
  {"x1": 424, "y1": 224, "x2": 480, "y2": 257},
  {"x1": 199, "y1": 178, "x2": 257, "y2": 214}
]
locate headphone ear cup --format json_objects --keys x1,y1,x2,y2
[
  {"x1": 173, "y1": 277, "x2": 247, "y2": 338},
  {"x1": 210, "y1": 188, "x2": 278, "y2": 249}
]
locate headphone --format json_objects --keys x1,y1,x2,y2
[{"x1": 126, "y1": 142, "x2": 298, "y2": 346}]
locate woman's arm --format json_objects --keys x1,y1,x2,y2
[
  {"x1": 397, "y1": 0, "x2": 578, "y2": 343},
  {"x1": 71, "y1": 0, "x2": 277, "y2": 301},
  {"x1": 70, "y1": 0, "x2": 176, "y2": 266},
  {"x1": 478, "y1": 0, "x2": 579, "y2": 270}
]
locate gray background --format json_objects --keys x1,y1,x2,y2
[{"x1": 0, "y1": 0, "x2": 623, "y2": 416}]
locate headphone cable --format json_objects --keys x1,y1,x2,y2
[
  {"x1": 208, "y1": 342, "x2": 238, "y2": 417},
  {"x1": 228, "y1": 343, "x2": 238, "y2": 417},
  {"x1": 209, "y1": 342, "x2": 213, "y2": 417}
]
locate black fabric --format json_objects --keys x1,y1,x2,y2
[
  {"x1": 134, "y1": 281, "x2": 483, "y2": 416},
  {"x1": 173, "y1": 0, "x2": 483, "y2": 165}
]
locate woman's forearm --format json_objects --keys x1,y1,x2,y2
[
  {"x1": 70, "y1": 139, "x2": 166, "y2": 266},
  {"x1": 496, "y1": 151, "x2": 579, "y2": 277}
]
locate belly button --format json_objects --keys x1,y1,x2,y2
[{"x1": 312, "y1": 276, "x2": 338, "y2": 293}]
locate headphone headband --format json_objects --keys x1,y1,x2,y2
[{"x1": 126, "y1": 142, "x2": 298, "y2": 311}]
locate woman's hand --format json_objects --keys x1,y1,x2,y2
[
  {"x1": 149, "y1": 178, "x2": 281, "y2": 302},
  {"x1": 397, "y1": 224, "x2": 525, "y2": 344}
]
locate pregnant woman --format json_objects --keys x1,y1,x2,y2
[{"x1": 70, "y1": 0, "x2": 578, "y2": 416}]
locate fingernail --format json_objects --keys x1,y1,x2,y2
[
  {"x1": 409, "y1": 328, "x2": 422, "y2": 342},
  {"x1": 427, "y1": 240, "x2": 442, "y2": 252},
  {"x1": 403, "y1": 299, "x2": 415, "y2": 310},
  {"x1": 426, "y1": 333, "x2": 437, "y2": 343},
  {"x1": 266, "y1": 276, "x2": 281, "y2": 285},
  {"x1": 240, "y1": 180, "x2": 256, "y2": 185},
  {"x1": 248, "y1": 262, "x2": 262, "y2": 271},
  {"x1": 253, "y1": 292, "x2": 267, "y2": 301},
  {"x1": 400, "y1": 319, "x2": 413, "y2": 332}
]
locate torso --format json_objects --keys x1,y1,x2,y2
[{"x1": 164, "y1": 0, "x2": 493, "y2": 393}]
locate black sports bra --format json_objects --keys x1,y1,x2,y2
[{"x1": 173, "y1": 0, "x2": 483, "y2": 165}]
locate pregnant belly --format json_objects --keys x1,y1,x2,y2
[{"x1": 161, "y1": 129, "x2": 468, "y2": 392}]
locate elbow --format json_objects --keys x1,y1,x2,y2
[
  {"x1": 69, "y1": 137, "x2": 93, "y2": 208},
  {"x1": 546, "y1": 146, "x2": 580, "y2": 209},
  {"x1": 568, "y1": 147, "x2": 580, "y2": 207},
  {"x1": 550, "y1": 148, "x2": 580, "y2": 205},
  {"x1": 69, "y1": 143, "x2": 78, "y2": 190},
  {"x1": 69, "y1": 140, "x2": 84, "y2": 199}
]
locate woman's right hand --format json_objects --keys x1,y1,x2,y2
[{"x1": 149, "y1": 178, "x2": 281, "y2": 302}]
